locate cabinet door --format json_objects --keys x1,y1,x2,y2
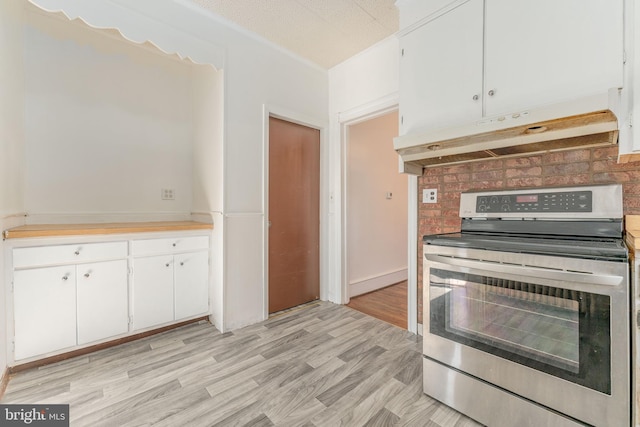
[
  {"x1": 76, "y1": 260, "x2": 129, "y2": 345},
  {"x1": 132, "y1": 255, "x2": 174, "y2": 330},
  {"x1": 14, "y1": 266, "x2": 76, "y2": 360},
  {"x1": 174, "y1": 251, "x2": 209, "y2": 320},
  {"x1": 399, "y1": 0, "x2": 483, "y2": 135},
  {"x1": 398, "y1": 0, "x2": 459, "y2": 29},
  {"x1": 484, "y1": 0, "x2": 623, "y2": 117}
]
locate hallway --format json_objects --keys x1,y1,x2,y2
[{"x1": 347, "y1": 281, "x2": 407, "y2": 329}]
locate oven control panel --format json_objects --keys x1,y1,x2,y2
[{"x1": 475, "y1": 190, "x2": 592, "y2": 213}]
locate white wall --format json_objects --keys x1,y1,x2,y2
[
  {"x1": 328, "y1": 36, "x2": 400, "y2": 303},
  {"x1": 192, "y1": 67, "x2": 224, "y2": 215},
  {"x1": 191, "y1": 66, "x2": 224, "y2": 328},
  {"x1": 23, "y1": 11, "x2": 201, "y2": 223},
  {"x1": 0, "y1": 0, "x2": 27, "y2": 385},
  {"x1": 347, "y1": 111, "x2": 406, "y2": 296},
  {"x1": 0, "y1": 3, "x2": 25, "y2": 218}
]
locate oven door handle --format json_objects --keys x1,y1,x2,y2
[{"x1": 424, "y1": 254, "x2": 623, "y2": 286}]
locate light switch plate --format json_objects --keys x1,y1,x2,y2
[{"x1": 423, "y1": 188, "x2": 438, "y2": 203}]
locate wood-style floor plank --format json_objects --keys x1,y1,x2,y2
[
  {"x1": 347, "y1": 281, "x2": 408, "y2": 329},
  {"x1": 1, "y1": 301, "x2": 482, "y2": 427}
]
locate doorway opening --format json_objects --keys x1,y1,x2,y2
[{"x1": 345, "y1": 110, "x2": 407, "y2": 327}]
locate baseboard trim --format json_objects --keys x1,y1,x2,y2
[
  {"x1": 0, "y1": 366, "x2": 9, "y2": 399},
  {"x1": 349, "y1": 269, "x2": 408, "y2": 297},
  {"x1": 9, "y1": 316, "x2": 209, "y2": 374}
]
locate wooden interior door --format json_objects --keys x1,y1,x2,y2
[{"x1": 268, "y1": 117, "x2": 320, "y2": 313}]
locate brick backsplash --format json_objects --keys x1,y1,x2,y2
[{"x1": 416, "y1": 146, "x2": 640, "y2": 324}]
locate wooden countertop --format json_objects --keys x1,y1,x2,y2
[
  {"x1": 625, "y1": 215, "x2": 640, "y2": 252},
  {"x1": 2, "y1": 221, "x2": 213, "y2": 239}
]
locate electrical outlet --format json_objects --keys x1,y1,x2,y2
[
  {"x1": 423, "y1": 188, "x2": 438, "y2": 203},
  {"x1": 161, "y1": 188, "x2": 175, "y2": 200}
]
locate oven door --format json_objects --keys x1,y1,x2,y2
[{"x1": 423, "y1": 245, "x2": 630, "y2": 427}]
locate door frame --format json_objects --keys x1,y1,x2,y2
[
  {"x1": 262, "y1": 104, "x2": 327, "y2": 319},
  {"x1": 338, "y1": 95, "x2": 418, "y2": 334}
]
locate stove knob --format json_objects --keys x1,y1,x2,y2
[
  {"x1": 501, "y1": 204, "x2": 510, "y2": 212},
  {"x1": 490, "y1": 196, "x2": 499, "y2": 204}
]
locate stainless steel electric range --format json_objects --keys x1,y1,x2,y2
[{"x1": 422, "y1": 184, "x2": 631, "y2": 427}]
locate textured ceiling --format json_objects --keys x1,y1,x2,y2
[{"x1": 187, "y1": 0, "x2": 399, "y2": 68}]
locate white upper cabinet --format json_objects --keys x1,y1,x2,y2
[
  {"x1": 399, "y1": 0, "x2": 484, "y2": 135},
  {"x1": 484, "y1": 0, "x2": 624, "y2": 117},
  {"x1": 398, "y1": 0, "x2": 624, "y2": 136},
  {"x1": 625, "y1": 0, "x2": 640, "y2": 158},
  {"x1": 397, "y1": 0, "x2": 459, "y2": 29}
]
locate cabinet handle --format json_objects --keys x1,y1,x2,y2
[
  {"x1": 180, "y1": 262, "x2": 184, "y2": 266},
  {"x1": 84, "y1": 273, "x2": 90, "y2": 278},
  {"x1": 165, "y1": 263, "x2": 170, "y2": 267},
  {"x1": 62, "y1": 275, "x2": 69, "y2": 281},
  {"x1": 74, "y1": 250, "x2": 80, "y2": 255},
  {"x1": 488, "y1": 89, "x2": 496, "y2": 96},
  {"x1": 472, "y1": 94, "x2": 479, "y2": 101},
  {"x1": 172, "y1": 243, "x2": 177, "y2": 247}
]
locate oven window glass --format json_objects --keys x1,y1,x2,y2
[{"x1": 429, "y1": 268, "x2": 611, "y2": 394}]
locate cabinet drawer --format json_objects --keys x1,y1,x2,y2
[
  {"x1": 13, "y1": 241, "x2": 128, "y2": 269},
  {"x1": 131, "y1": 236, "x2": 209, "y2": 256}
]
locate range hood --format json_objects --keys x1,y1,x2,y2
[{"x1": 394, "y1": 92, "x2": 620, "y2": 174}]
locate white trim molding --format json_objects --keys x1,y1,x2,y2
[
  {"x1": 349, "y1": 268, "x2": 408, "y2": 297},
  {"x1": 407, "y1": 175, "x2": 418, "y2": 334},
  {"x1": 337, "y1": 94, "x2": 420, "y2": 335}
]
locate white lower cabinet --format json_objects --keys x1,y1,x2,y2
[
  {"x1": 131, "y1": 236, "x2": 209, "y2": 331},
  {"x1": 174, "y1": 251, "x2": 209, "y2": 320},
  {"x1": 14, "y1": 266, "x2": 77, "y2": 360},
  {"x1": 13, "y1": 256, "x2": 128, "y2": 360},
  {"x1": 132, "y1": 255, "x2": 175, "y2": 330},
  {"x1": 10, "y1": 232, "x2": 210, "y2": 362},
  {"x1": 76, "y1": 259, "x2": 129, "y2": 345}
]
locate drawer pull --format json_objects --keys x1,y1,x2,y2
[
  {"x1": 172, "y1": 243, "x2": 177, "y2": 247},
  {"x1": 84, "y1": 273, "x2": 91, "y2": 278},
  {"x1": 74, "y1": 250, "x2": 80, "y2": 255},
  {"x1": 62, "y1": 275, "x2": 69, "y2": 281},
  {"x1": 165, "y1": 263, "x2": 170, "y2": 267},
  {"x1": 180, "y1": 262, "x2": 184, "y2": 266}
]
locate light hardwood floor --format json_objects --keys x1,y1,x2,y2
[
  {"x1": 1, "y1": 301, "x2": 483, "y2": 427},
  {"x1": 347, "y1": 282, "x2": 407, "y2": 329}
]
